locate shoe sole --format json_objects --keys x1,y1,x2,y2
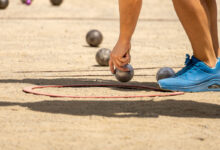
[{"x1": 159, "y1": 79, "x2": 220, "y2": 92}]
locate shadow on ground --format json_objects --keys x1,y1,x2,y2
[
  {"x1": 0, "y1": 77, "x2": 159, "y2": 92},
  {"x1": 0, "y1": 77, "x2": 219, "y2": 118},
  {"x1": 1, "y1": 99, "x2": 220, "y2": 118}
]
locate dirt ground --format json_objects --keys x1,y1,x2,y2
[{"x1": 0, "y1": 0, "x2": 220, "y2": 150}]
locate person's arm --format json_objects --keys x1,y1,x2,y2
[{"x1": 109, "y1": 0, "x2": 142, "y2": 73}]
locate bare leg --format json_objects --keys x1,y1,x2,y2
[
  {"x1": 172, "y1": 0, "x2": 217, "y2": 67},
  {"x1": 205, "y1": 0, "x2": 219, "y2": 57}
]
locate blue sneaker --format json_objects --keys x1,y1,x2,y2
[
  {"x1": 158, "y1": 56, "x2": 220, "y2": 92},
  {"x1": 174, "y1": 54, "x2": 193, "y2": 77}
]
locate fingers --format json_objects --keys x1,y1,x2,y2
[
  {"x1": 119, "y1": 53, "x2": 131, "y2": 64},
  {"x1": 115, "y1": 59, "x2": 125, "y2": 68},
  {"x1": 109, "y1": 59, "x2": 115, "y2": 74},
  {"x1": 114, "y1": 60, "x2": 129, "y2": 72},
  {"x1": 109, "y1": 59, "x2": 129, "y2": 73},
  {"x1": 109, "y1": 58, "x2": 129, "y2": 73},
  {"x1": 111, "y1": 54, "x2": 129, "y2": 71},
  {"x1": 109, "y1": 42, "x2": 131, "y2": 73}
]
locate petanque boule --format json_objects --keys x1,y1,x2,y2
[
  {"x1": 50, "y1": 0, "x2": 63, "y2": 6},
  {"x1": 0, "y1": 0, "x2": 9, "y2": 9},
  {"x1": 86, "y1": 30, "x2": 103, "y2": 47},
  {"x1": 115, "y1": 64, "x2": 134, "y2": 82},
  {"x1": 96, "y1": 48, "x2": 111, "y2": 66},
  {"x1": 156, "y1": 67, "x2": 175, "y2": 81}
]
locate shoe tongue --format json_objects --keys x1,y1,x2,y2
[{"x1": 191, "y1": 56, "x2": 201, "y2": 64}]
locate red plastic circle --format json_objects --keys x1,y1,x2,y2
[{"x1": 23, "y1": 84, "x2": 184, "y2": 98}]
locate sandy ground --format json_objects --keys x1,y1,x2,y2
[{"x1": 0, "y1": 0, "x2": 220, "y2": 150}]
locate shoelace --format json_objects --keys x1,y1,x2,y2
[
  {"x1": 184, "y1": 54, "x2": 191, "y2": 66},
  {"x1": 175, "y1": 54, "x2": 193, "y2": 77}
]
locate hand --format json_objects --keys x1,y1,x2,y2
[{"x1": 109, "y1": 41, "x2": 131, "y2": 74}]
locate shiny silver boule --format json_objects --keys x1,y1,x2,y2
[
  {"x1": 86, "y1": 30, "x2": 103, "y2": 47},
  {"x1": 156, "y1": 67, "x2": 175, "y2": 81},
  {"x1": 96, "y1": 48, "x2": 111, "y2": 66},
  {"x1": 0, "y1": 0, "x2": 9, "y2": 9},
  {"x1": 115, "y1": 64, "x2": 134, "y2": 82}
]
